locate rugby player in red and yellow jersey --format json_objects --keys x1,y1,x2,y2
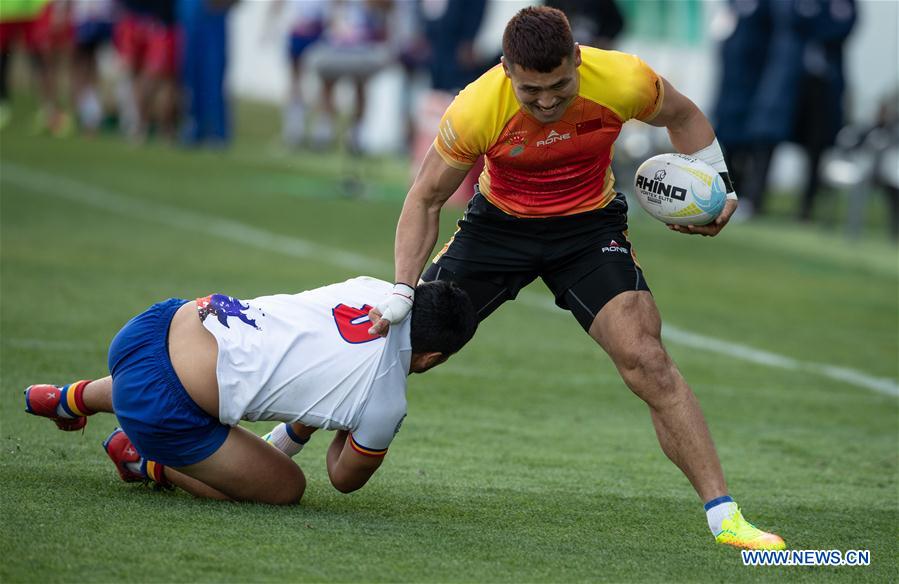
[{"x1": 369, "y1": 6, "x2": 785, "y2": 550}]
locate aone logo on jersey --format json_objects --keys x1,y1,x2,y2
[
  {"x1": 536, "y1": 129, "x2": 571, "y2": 147},
  {"x1": 601, "y1": 239, "x2": 629, "y2": 254},
  {"x1": 635, "y1": 170, "x2": 687, "y2": 204}
]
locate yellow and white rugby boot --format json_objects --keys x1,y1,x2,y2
[{"x1": 715, "y1": 507, "x2": 786, "y2": 550}]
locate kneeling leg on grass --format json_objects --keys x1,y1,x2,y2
[{"x1": 26, "y1": 376, "x2": 307, "y2": 504}]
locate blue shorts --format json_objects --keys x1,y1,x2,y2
[
  {"x1": 108, "y1": 298, "x2": 230, "y2": 467},
  {"x1": 288, "y1": 32, "x2": 321, "y2": 60},
  {"x1": 75, "y1": 21, "x2": 113, "y2": 50}
]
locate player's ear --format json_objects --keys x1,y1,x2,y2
[
  {"x1": 420, "y1": 352, "x2": 449, "y2": 373},
  {"x1": 573, "y1": 43, "x2": 582, "y2": 67},
  {"x1": 501, "y1": 56, "x2": 512, "y2": 79}
]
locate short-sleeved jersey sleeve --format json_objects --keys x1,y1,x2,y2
[
  {"x1": 433, "y1": 66, "x2": 520, "y2": 170},
  {"x1": 349, "y1": 358, "x2": 408, "y2": 456},
  {"x1": 578, "y1": 48, "x2": 664, "y2": 123},
  {"x1": 629, "y1": 56, "x2": 664, "y2": 122}
]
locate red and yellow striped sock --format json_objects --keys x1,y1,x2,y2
[
  {"x1": 140, "y1": 459, "x2": 171, "y2": 486},
  {"x1": 57, "y1": 380, "x2": 95, "y2": 418}
]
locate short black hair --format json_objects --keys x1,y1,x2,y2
[
  {"x1": 502, "y1": 6, "x2": 575, "y2": 73},
  {"x1": 410, "y1": 281, "x2": 477, "y2": 355}
]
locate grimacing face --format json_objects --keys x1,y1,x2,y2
[{"x1": 502, "y1": 46, "x2": 581, "y2": 124}]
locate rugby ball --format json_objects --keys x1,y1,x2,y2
[{"x1": 633, "y1": 153, "x2": 727, "y2": 226}]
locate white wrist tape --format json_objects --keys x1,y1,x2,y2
[
  {"x1": 376, "y1": 282, "x2": 414, "y2": 324},
  {"x1": 691, "y1": 138, "x2": 738, "y2": 200}
]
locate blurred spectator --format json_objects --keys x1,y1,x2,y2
[
  {"x1": 393, "y1": 1, "x2": 427, "y2": 150},
  {"x1": 265, "y1": 0, "x2": 326, "y2": 148},
  {"x1": 115, "y1": 0, "x2": 178, "y2": 141},
  {"x1": 37, "y1": 0, "x2": 74, "y2": 136},
  {"x1": 407, "y1": 0, "x2": 490, "y2": 205},
  {"x1": 545, "y1": 0, "x2": 624, "y2": 48},
  {"x1": 420, "y1": 0, "x2": 488, "y2": 92},
  {"x1": 71, "y1": 0, "x2": 116, "y2": 133},
  {"x1": 713, "y1": 0, "x2": 781, "y2": 218},
  {"x1": 0, "y1": 0, "x2": 74, "y2": 135},
  {"x1": 714, "y1": 0, "x2": 856, "y2": 220},
  {"x1": 178, "y1": 0, "x2": 237, "y2": 147},
  {"x1": 303, "y1": 0, "x2": 394, "y2": 153},
  {"x1": 793, "y1": 0, "x2": 856, "y2": 221},
  {"x1": 0, "y1": 0, "x2": 51, "y2": 130},
  {"x1": 869, "y1": 92, "x2": 899, "y2": 240}
]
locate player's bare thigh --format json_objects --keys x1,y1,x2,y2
[
  {"x1": 173, "y1": 425, "x2": 306, "y2": 505},
  {"x1": 167, "y1": 301, "x2": 220, "y2": 418},
  {"x1": 588, "y1": 290, "x2": 685, "y2": 403},
  {"x1": 588, "y1": 290, "x2": 662, "y2": 350}
]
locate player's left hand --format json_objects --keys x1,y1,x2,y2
[{"x1": 667, "y1": 199, "x2": 738, "y2": 237}]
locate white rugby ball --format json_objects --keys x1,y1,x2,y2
[{"x1": 633, "y1": 153, "x2": 727, "y2": 226}]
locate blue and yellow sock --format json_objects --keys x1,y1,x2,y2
[
  {"x1": 55, "y1": 380, "x2": 95, "y2": 419},
  {"x1": 124, "y1": 458, "x2": 171, "y2": 486}
]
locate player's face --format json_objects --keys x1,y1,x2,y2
[{"x1": 504, "y1": 49, "x2": 581, "y2": 124}]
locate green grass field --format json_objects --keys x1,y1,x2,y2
[{"x1": 1, "y1": 101, "x2": 897, "y2": 583}]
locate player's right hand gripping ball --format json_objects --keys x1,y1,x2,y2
[{"x1": 633, "y1": 153, "x2": 727, "y2": 226}]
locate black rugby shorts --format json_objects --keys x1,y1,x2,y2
[{"x1": 422, "y1": 190, "x2": 651, "y2": 331}]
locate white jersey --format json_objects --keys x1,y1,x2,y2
[{"x1": 198, "y1": 277, "x2": 410, "y2": 454}]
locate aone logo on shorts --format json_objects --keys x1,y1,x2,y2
[
  {"x1": 536, "y1": 129, "x2": 571, "y2": 147},
  {"x1": 601, "y1": 239, "x2": 629, "y2": 254}
]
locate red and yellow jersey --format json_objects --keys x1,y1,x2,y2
[{"x1": 434, "y1": 46, "x2": 663, "y2": 218}]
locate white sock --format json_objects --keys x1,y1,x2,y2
[
  {"x1": 116, "y1": 78, "x2": 139, "y2": 137},
  {"x1": 55, "y1": 403, "x2": 76, "y2": 418},
  {"x1": 78, "y1": 90, "x2": 103, "y2": 130},
  {"x1": 312, "y1": 114, "x2": 334, "y2": 146},
  {"x1": 263, "y1": 423, "x2": 308, "y2": 457},
  {"x1": 283, "y1": 99, "x2": 305, "y2": 146},
  {"x1": 705, "y1": 496, "x2": 738, "y2": 535}
]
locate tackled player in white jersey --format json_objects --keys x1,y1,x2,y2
[{"x1": 23, "y1": 278, "x2": 477, "y2": 504}]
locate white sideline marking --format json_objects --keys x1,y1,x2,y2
[
  {"x1": 0, "y1": 163, "x2": 390, "y2": 276},
  {"x1": 515, "y1": 294, "x2": 899, "y2": 397},
  {"x1": 3, "y1": 162, "x2": 897, "y2": 398}
]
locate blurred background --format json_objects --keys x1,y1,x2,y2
[{"x1": 1, "y1": 0, "x2": 897, "y2": 238}]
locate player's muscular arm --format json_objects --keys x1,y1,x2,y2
[
  {"x1": 648, "y1": 77, "x2": 715, "y2": 154},
  {"x1": 395, "y1": 145, "x2": 470, "y2": 286},
  {"x1": 368, "y1": 146, "x2": 469, "y2": 336},
  {"x1": 648, "y1": 77, "x2": 737, "y2": 236},
  {"x1": 326, "y1": 430, "x2": 385, "y2": 493}
]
